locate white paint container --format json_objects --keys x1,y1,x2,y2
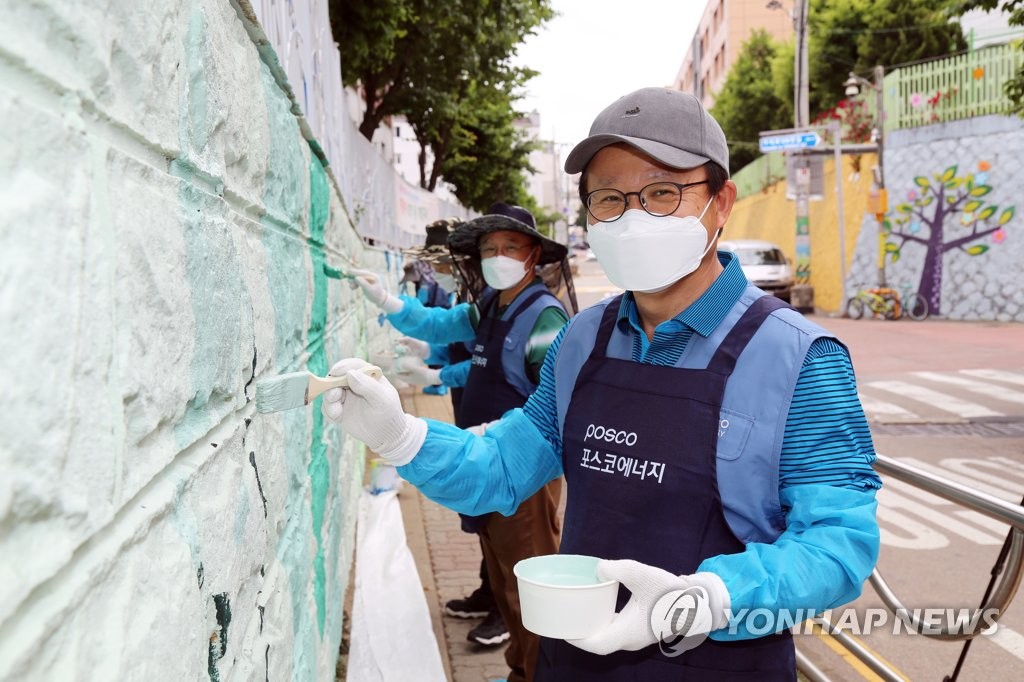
[{"x1": 513, "y1": 554, "x2": 618, "y2": 639}]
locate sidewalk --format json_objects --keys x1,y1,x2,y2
[{"x1": 398, "y1": 389, "x2": 512, "y2": 682}]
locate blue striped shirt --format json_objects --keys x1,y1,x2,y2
[{"x1": 522, "y1": 252, "x2": 880, "y2": 492}]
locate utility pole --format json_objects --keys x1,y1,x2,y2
[
  {"x1": 791, "y1": 0, "x2": 813, "y2": 311},
  {"x1": 794, "y1": 0, "x2": 809, "y2": 128},
  {"x1": 873, "y1": 64, "x2": 887, "y2": 287}
]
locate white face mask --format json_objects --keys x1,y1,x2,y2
[
  {"x1": 481, "y1": 255, "x2": 529, "y2": 290},
  {"x1": 587, "y1": 198, "x2": 719, "y2": 293},
  {"x1": 433, "y1": 273, "x2": 457, "y2": 293}
]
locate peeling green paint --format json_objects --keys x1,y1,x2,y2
[{"x1": 307, "y1": 157, "x2": 330, "y2": 636}]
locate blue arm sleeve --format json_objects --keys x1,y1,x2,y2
[
  {"x1": 386, "y1": 295, "x2": 476, "y2": 345},
  {"x1": 701, "y1": 484, "x2": 880, "y2": 640},
  {"x1": 426, "y1": 343, "x2": 450, "y2": 366},
  {"x1": 397, "y1": 409, "x2": 563, "y2": 516},
  {"x1": 439, "y1": 359, "x2": 471, "y2": 388}
]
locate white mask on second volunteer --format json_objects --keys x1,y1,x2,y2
[
  {"x1": 586, "y1": 197, "x2": 720, "y2": 293},
  {"x1": 481, "y1": 254, "x2": 530, "y2": 290},
  {"x1": 433, "y1": 272, "x2": 457, "y2": 293}
]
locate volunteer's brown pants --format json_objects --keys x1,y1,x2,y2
[{"x1": 478, "y1": 477, "x2": 562, "y2": 682}]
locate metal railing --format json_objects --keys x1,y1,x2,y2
[{"x1": 796, "y1": 453, "x2": 1024, "y2": 679}]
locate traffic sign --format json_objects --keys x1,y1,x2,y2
[{"x1": 758, "y1": 131, "x2": 821, "y2": 153}]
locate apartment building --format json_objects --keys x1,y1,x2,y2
[{"x1": 674, "y1": 0, "x2": 793, "y2": 109}]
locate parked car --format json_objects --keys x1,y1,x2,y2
[{"x1": 718, "y1": 239, "x2": 794, "y2": 302}]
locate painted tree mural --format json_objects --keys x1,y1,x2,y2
[{"x1": 886, "y1": 162, "x2": 1014, "y2": 314}]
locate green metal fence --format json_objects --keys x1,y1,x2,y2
[
  {"x1": 882, "y1": 42, "x2": 1023, "y2": 132},
  {"x1": 731, "y1": 43, "x2": 1022, "y2": 188}
]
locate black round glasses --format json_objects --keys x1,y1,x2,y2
[{"x1": 585, "y1": 180, "x2": 709, "y2": 223}]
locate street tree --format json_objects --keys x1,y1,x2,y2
[
  {"x1": 887, "y1": 163, "x2": 1014, "y2": 314},
  {"x1": 435, "y1": 79, "x2": 540, "y2": 211},
  {"x1": 331, "y1": 0, "x2": 553, "y2": 202},
  {"x1": 809, "y1": 0, "x2": 966, "y2": 116},
  {"x1": 710, "y1": 30, "x2": 792, "y2": 170}
]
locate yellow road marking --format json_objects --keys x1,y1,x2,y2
[{"x1": 807, "y1": 620, "x2": 911, "y2": 681}]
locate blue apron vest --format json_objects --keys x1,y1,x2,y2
[
  {"x1": 536, "y1": 294, "x2": 798, "y2": 681},
  {"x1": 552, "y1": 286, "x2": 832, "y2": 543},
  {"x1": 455, "y1": 282, "x2": 563, "y2": 427},
  {"x1": 456, "y1": 282, "x2": 565, "y2": 533}
]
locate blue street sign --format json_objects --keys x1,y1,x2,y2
[{"x1": 758, "y1": 131, "x2": 821, "y2": 153}]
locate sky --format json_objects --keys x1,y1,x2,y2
[{"x1": 512, "y1": 0, "x2": 707, "y2": 160}]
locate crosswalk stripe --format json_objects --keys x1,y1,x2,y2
[
  {"x1": 865, "y1": 380, "x2": 1004, "y2": 418},
  {"x1": 988, "y1": 625, "x2": 1024, "y2": 663},
  {"x1": 879, "y1": 481, "x2": 1003, "y2": 544},
  {"x1": 913, "y1": 371, "x2": 1024, "y2": 406},
  {"x1": 960, "y1": 368, "x2": 1024, "y2": 387},
  {"x1": 857, "y1": 392, "x2": 918, "y2": 419}
]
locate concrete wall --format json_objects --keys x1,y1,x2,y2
[{"x1": 0, "y1": 1, "x2": 392, "y2": 680}]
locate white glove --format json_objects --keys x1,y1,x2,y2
[
  {"x1": 321, "y1": 358, "x2": 427, "y2": 465},
  {"x1": 396, "y1": 336, "x2": 431, "y2": 360},
  {"x1": 567, "y1": 560, "x2": 730, "y2": 656},
  {"x1": 350, "y1": 268, "x2": 403, "y2": 314},
  {"x1": 394, "y1": 355, "x2": 443, "y2": 386}
]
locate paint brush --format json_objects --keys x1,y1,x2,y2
[
  {"x1": 322, "y1": 264, "x2": 376, "y2": 283},
  {"x1": 255, "y1": 366, "x2": 383, "y2": 414}
]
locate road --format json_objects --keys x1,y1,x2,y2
[{"x1": 571, "y1": 256, "x2": 1024, "y2": 681}]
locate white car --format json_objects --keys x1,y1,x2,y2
[{"x1": 718, "y1": 239, "x2": 794, "y2": 302}]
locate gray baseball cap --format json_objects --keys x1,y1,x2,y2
[{"x1": 564, "y1": 87, "x2": 730, "y2": 176}]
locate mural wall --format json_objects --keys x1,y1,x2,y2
[
  {"x1": 729, "y1": 115, "x2": 1023, "y2": 321},
  {"x1": 843, "y1": 115, "x2": 1019, "y2": 319},
  {"x1": 847, "y1": 115, "x2": 1024, "y2": 321},
  {"x1": 0, "y1": 0, "x2": 401, "y2": 680}
]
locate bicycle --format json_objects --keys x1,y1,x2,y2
[
  {"x1": 894, "y1": 282, "x2": 930, "y2": 321},
  {"x1": 846, "y1": 285, "x2": 900, "y2": 320}
]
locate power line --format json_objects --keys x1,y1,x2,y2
[{"x1": 812, "y1": 22, "x2": 960, "y2": 36}]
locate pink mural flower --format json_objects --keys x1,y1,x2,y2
[
  {"x1": 909, "y1": 93, "x2": 923, "y2": 108},
  {"x1": 907, "y1": 190, "x2": 918, "y2": 201},
  {"x1": 993, "y1": 229, "x2": 1006, "y2": 244}
]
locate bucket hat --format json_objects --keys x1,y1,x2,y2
[{"x1": 448, "y1": 202, "x2": 567, "y2": 265}]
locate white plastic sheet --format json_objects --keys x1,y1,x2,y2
[{"x1": 346, "y1": 490, "x2": 446, "y2": 682}]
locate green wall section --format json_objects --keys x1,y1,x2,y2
[
  {"x1": 257, "y1": 53, "x2": 323, "y2": 680},
  {"x1": 306, "y1": 157, "x2": 331, "y2": 637},
  {"x1": 0, "y1": 0, "x2": 373, "y2": 678}
]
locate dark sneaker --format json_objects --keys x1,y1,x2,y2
[
  {"x1": 445, "y1": 587, "x2": 493, "y2": 619},
  {"x1": 467, "y1": 610, "x2": 510, "y2": 646}
]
